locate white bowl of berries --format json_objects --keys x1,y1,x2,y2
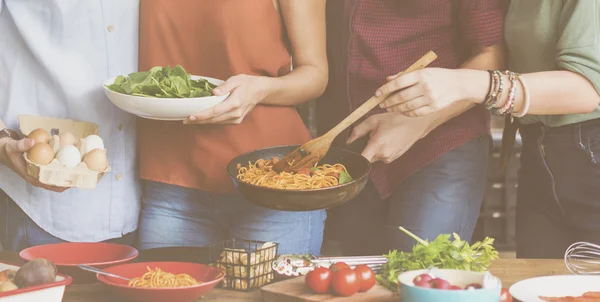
[{"x1": 397, "y1": 268, "x2": 503, "y2": 302}]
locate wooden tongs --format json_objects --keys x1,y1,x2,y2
[{"x1": 272, "y1": 51, "x2": 438, "y2": 174}]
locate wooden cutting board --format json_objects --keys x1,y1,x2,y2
[{"x1": 261, "y1": 276, "x2": 398, "y2": 302}]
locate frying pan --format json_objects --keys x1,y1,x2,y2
[{"x1": 227, "y1": 145, "x2": 370, "y2": 211}]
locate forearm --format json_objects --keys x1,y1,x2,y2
[
  {"x1": 260, "y1": 0, "x2": 327, "y2": 107},
  {"x1": 460, "y1": 70, "x2": 600, "y2": 115},
  {"x1": 260, "y1": 65, "x2": 328, "y2": 106},
  {"x1": 425, "y1": 44, "x2": 507, "y2": 131}
]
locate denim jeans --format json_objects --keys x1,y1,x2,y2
[
  {"x1": 327, "y1": 135, "x2": 490, "y2": 255},
  {"x1": 0, "y1": 190, "x2": 136, "y2": 252},
  {"x1": 138, "y1": 181, "x2": 327, "y2": 255},
  {"x1": 516, "y1": 119, "x2": 600, "y2": 259}
]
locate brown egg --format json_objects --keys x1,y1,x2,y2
[
  {"x1": 27, "y1": 128, "x2": 50, "y2": 144},
  {"x1": 83, "y1": 148, "x2": 108, "y2": 172},
  {"x1": 58, "y1": 131, "x2": 77, "y2": 147},
  {"x1": 27, "y1": 143, "x2": 55, "y2": 165}
]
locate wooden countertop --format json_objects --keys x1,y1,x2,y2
[{"x1": 0, "y1": 251, "x2": 569, "y2": 301}]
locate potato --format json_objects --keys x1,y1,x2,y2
[
  {"x1": 0, "y1": 269, "x2": 16, "y2": 282},
  {"x1": 14, "y1": 259, "x2": 57, "y2": 288},
  {"x1": 232, "y1": 279, "x2": 248, "y2": 290},
  {"x1": 0, "y1": 281, "x2": 18, "y2": 292}
]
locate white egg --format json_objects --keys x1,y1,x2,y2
[
  {"x1": 56, "y1": 145, "x2": 82, "y2": 168},
  {"x1": 83, "y1": 135, "x2": 104, "y2": 155}
]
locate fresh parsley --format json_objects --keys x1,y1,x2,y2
[
  {"x1": 377, "y1": 227, "x2": 499, "y2": 292},
  {"x1": 106, "y1": 65, "x2": 217, "y2": 98}
]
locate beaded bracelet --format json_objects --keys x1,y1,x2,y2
[
  {"x1": 491, "y1": 70, "x2": 504, "y2": 110},
  {"x1": 483, "y1": 70, "x2": 496, "y2": 108},
  {"x1": 513, "y1": 75, "x2": 530, "y2": 117},
  {"x1": 497, "y1": 71, "x2": 519, "y2": 115},
  {"x1": 486, "y1": 71, "x2": 503, "y2": 110}
]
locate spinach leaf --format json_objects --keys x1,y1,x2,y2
[{"x1": 106, "y1": 65, "x2": 216, "y2": 98}]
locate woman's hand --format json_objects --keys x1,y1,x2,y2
[
  {"x1": 184, "y1": 74, "x2": 274, "y2": 125},
  {"x1": 377, "y1": 68, "x2": 467, "y2": 117},
  {"x1": 0, "y1": 137, "x2": 67, "y2": 192}
]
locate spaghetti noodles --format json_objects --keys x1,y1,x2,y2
[
  {"x1": 128, "y1": 267, "x2": 201, "y2": 288},
  {"x1": 236, "y1": 158, "x2": 351, "y2": 190}
]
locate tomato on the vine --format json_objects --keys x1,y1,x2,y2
[
  {"x1": 331, "y1": 268, "x2": 360, "y2": 297},
  {"x1": 353, "y1": 264, "x2": 376, "y2": 292},
  {"x1": 500, "y1": 288, "x2": 513, "y2": 302},
  {"x1": 330, "y1": 262, "x2": 350, "y2": 272},
  {"x1": 305, "y1": 267, "x2": 332, "y2": 294}
]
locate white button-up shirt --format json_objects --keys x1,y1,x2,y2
[{"x1": 0, "y1": 0, "x2": 141, "y2": 242}]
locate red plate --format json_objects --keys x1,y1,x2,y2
[
  {"x1": 0, "y1": 261, "x2": 73, "y2": 300},
  {"x1": 97, "y1": 262, "x2": 225, "y2": 302},
  {"x1": 20, "y1": 242, "x2": 138, "y2": 284}
]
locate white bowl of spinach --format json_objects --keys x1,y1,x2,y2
[{"x1": 103, "y1": 65, "x2": 228, "y2": 121}]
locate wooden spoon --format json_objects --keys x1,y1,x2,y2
[{"x1": 272, "y1": 51, "x2": 438, "y2": 173}]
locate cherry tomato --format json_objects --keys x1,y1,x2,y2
[
  {"x1": 500, "y1": 288, "x2": 513, "y2": 302},
  {"x1": 414, "y1": 280, "x2": 433, "y2": 288},
  {"x1": 353, "y1": 264, "x2": 376, "y2": 292},
  {"x1": 330, "y1": 262, "x2": 350, "y2": 272},
  {"x1": 413, "y1": 273, "x2": 433, "y2": 285},
  {"x1": 449, "y1": 285, "x2": 463, "y2": 290},
  {"x1": 331, "y1": 268, "x2": 360, "y2": 297},
  {"x1": 305, "y1": 267, "x2": 332, "y2": 294},
  {"x1": 431, "y1": 278, "x2": 451, "y2": 290}
]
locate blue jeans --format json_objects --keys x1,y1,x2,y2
[
  {"x1": 516, "y1": 119, "x2": 600, "y2": 259},
  {"x1": 0, "y1": 191, "x2": 136, "y2": 252},
  {"x1": 138, "y1": 181, "x2": 326, "y2": 255},
  {"x1": 327, "y1": 136, "x2": 490, "y2": 255}
]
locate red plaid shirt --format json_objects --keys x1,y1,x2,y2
[{"x1": 317, "y1": 0, "x2": 505, "y2": 199}]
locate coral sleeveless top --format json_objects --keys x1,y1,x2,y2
[{"x1": 137, "y1": 0, "x2": 311, "y2": 193}]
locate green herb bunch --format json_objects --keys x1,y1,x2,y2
[
  {"x1": 376, "y1": 227, "x2": 499, "y2": 291},
  {"x1": 106, "y1": 65, "x2": 217, "y2": 98}
]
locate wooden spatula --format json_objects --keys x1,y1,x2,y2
[{"x1": 272, "y1": 51, "x2": 438, "y2": 174}]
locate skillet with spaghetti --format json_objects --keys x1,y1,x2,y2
[{"x1": 227, "y1": 145, "x2": 371, "y2": 211}]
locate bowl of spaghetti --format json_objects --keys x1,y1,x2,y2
[
  {"x1": 227, "y1": 145, "x2": 371, "y2": 211},
  {"x1": 97, "y1": 262, "x2": 224, "y2": 302}
]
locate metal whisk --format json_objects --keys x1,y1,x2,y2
[{"x1": 565, "y1": 242, "x2": 600, "y2": 275}]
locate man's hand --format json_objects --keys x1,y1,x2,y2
[
  {"x1": 0, "y1": 137, "x2": 67, "y2": 192},
  {"x1": 347, "y1": 113, "x2": 435, "y2": 164}
]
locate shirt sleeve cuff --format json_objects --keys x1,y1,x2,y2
[{"x1": 557, "y1": 45, "x2": 600, "y2": 95}]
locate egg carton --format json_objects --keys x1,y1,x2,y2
[
  {"x1": 18, "y1": 115, "x2": 111, "y2": 189},
  {"x1": 0, "y1": 262, "x2": 72, "y2": 302}
]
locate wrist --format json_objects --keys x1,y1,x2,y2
[
  {"x1": 0, "y1": 137, "x2": 12, "y2": 165},
  {"x1": 458, "y1": 69, "x2": 491, "y2": 104},
  {"x1": 257, "y1": 76, "x2": 281, "y2": 104}
]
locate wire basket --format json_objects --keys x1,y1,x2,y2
[{"x1": 208, "y1": 239, "x2": 279, "y2": 292}]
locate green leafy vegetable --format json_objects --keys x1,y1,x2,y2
[
  {"x1": 339, "y1": 170, "x2": 353, "y2": 184},
  {"x1": 106, "y1": 65, "x2": 217, "y2": 98},
  {"x1": 376, "y1": 226, "x2": 499, "y2": 292}
]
